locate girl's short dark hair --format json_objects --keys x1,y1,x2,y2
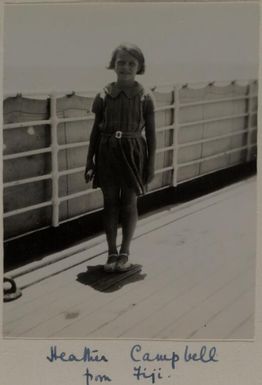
[{"x1": 107, "y1": 43, "x2": 145, "y2": 75}]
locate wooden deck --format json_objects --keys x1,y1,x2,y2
[{"x1": 3, "y1": 176, "x2": 256, "y2": 340}]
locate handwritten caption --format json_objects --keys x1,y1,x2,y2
[{"x1": 46, "y1": 344, "x2": 218, "y2": 384}]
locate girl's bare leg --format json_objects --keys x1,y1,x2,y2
[
  {"x1": 102, "y1": 185, "x2": 120, "y2": 255},
  {"x1": 119, "y1": 187, "x2": 138, "y2": 255}
]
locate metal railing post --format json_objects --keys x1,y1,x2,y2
[
  {"x1": 172, "y1": 85, "x2": 180, "y2": 187},
  {"x1": 246, "y1": 80, "x2": 255, "y2": 162},
  {"x1": 50, "y1": 93, "x2": 60, "y2": 227}
]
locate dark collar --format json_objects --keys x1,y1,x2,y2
[{"x1": 104, "y1": 82, "x2": 144, "y2": 99}]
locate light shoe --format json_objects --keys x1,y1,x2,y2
[
  {"x1": 115, "y1": 253, "x2": 132, "y2": 272},
  {"x1": 104, "y1": 254, "x2": 118, "y2": 272}
]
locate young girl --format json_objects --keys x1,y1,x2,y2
[{"x1": 85, "y1": 43, "x2": 156, "y2": 272}]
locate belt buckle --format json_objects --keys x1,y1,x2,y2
[{"x1": 115, "y1": 130, "x2": 122, "y2": 139}]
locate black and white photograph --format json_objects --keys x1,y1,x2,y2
[{"x1": 2, "y1": 1, "x2": 259, "y2": 340}]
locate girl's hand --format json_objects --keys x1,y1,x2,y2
[
  {"x1": 84, "y1": 161, "x2": 95, "y2": 183},
  {"x1": 85, "y1": 169, "x2": 95, "y2": 183}
]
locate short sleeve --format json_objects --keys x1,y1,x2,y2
[{"x1": 91, "y1": 93, "x2": 103, "y2": 115}]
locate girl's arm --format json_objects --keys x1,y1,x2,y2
[
  {"x1": 85, "y1": 114, "x2": 102, "y2": 169},
  {"x1": 85, "y1": 94, "x2": 103, "y2": 182},
  {"x1": 144, "y1": 94, "x2": 156, "y2": 183}
]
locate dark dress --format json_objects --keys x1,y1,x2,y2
[{"x1": 92, "y1": 81, "x2": 155, "y2": 195}]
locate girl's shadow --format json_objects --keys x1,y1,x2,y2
[{"x1": 77, "y1": 264, "x2": 146, "y2": 293}]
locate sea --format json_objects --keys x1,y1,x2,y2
[{"x1": 3, "y1": 62, "x2": 258, "y2": 97}]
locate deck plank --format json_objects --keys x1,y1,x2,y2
[
  {"x1": 11, "y1": 241, "x2": 212, "y2": 337},
  {"x1": 190, "y1": 289, "x2": 255, "y2": 339},
  {"x1": 155, "y1": 263, "x2": 255, "y2": 339},
  {"x1": 3, "y1": 177, "x2": 256, "y2": 340},
  {"x1": 86, "y1": 249, "x2": 254, "y2": 339}
]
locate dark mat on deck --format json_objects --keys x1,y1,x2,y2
[{"x1": 76, "y1": 264, "x2": 146, "y2": 292}]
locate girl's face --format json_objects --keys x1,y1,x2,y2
[{"x1": 114, "y1": 51, "x2": 140, "y2": 83}]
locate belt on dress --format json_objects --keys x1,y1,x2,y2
[{"x1": 100, "y1": 130, "x2": 141, "y2": 139}]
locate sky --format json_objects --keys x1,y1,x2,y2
[{"x1": 3, "y1": 2, "x2": 259, "y2": 94}]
